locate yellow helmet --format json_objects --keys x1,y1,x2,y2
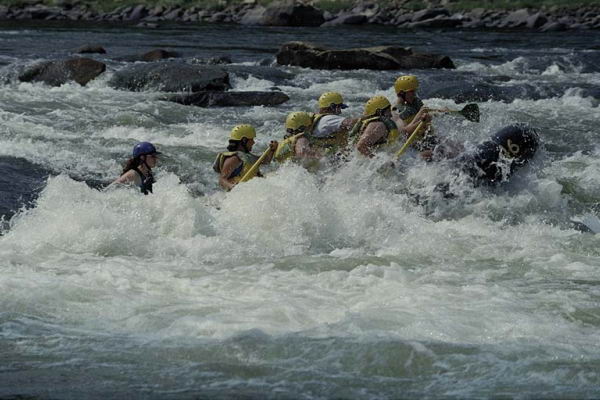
[
  {"x1": 394, "y1": 75, "x2": 419, "y2": 94},
  {"x1": 318, "y1": 92, "x2": 348, "y2": 109},
  {"x1": 285, "y1": 111, "x2": 313, "y2": 133},
  {"x1": 364, "y1": 96, "x2": 391, "y2": 117},
  {"x1": 230, "y1": 124, "x2": 256, "y2": 141}
]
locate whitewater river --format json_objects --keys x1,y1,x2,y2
[{"x1": 1, "y1": 21, "x2": 600, "y2": 399}]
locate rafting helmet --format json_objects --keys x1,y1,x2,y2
[
  {"x1": 285, "y1": 111, "x2": 313, "y2": 133},
  {"x1": 394, "y1": 75, "x2": 419, "y2": 94},
  {"x1": 318, "y1": 92, "x2": 348, "y2": 109},
  {"x1": 364, "y1": 96, "x2": 391, "y2": 117},
  {"x1": 230, "y1": 124, "x2": 256, "y2": 141},
  {"x1": 132, "y1": 142, "x2": 160, "y2": 158}
]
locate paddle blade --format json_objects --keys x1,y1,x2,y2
[
  {"x1": 460, "y1": 103, "x2": 480, "y2": 122},
  {"x1": 580, "y1": 214, "x2": 600, "y2": 234}
]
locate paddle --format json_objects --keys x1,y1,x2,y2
[
  {"x1": 239, "y1": 147, "x2": 273, "y2": 183},
  {"x1": 394, "y1": 104, "x2": 480, "y2": 160},
  {"x1": 239, "y1": 132, "x2": 306, "y2": 183},
  {"x1": 395, "y1": 121, "x2": 426, "y2": 159},
  {"x1": 430, "y1": 103, "x2": 480, "y2": 123},
  {"x1": 572, "y1": 214, "x2": 600, "y2": 234}
]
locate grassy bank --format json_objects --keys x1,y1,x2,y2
[{"x1": 1, "y1": 0, "x2": 599, "y2": 12}]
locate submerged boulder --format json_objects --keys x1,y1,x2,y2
[
  {"x1": 18, "y1": 57, "x2": 106, "y2": 86},
  {"x1": 73, "y1": 44, "x2": 106, "y2": 54},
  {"x1": 116, "y1": 48, "x2": 181, "y2": 62},
  {"x1": 0, "y1": 156, "x2": 49, "y2": 225},
  {"x1": 276, "y1": 41, "x2": 454, "y2": 70},
  {"x1": 109, "y1": 62, "x2": 230, "y2": 92},
  {"x1": 165, "y1": 90, "x2": 290, "y2": 107}
]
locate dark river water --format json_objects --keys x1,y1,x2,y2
[{"x1": 1, "y1": 21, "x2": 599, "y2": 399}]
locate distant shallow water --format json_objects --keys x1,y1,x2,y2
[{"x1": 1, "y1": 22, "x2": 600, "y2": 399}]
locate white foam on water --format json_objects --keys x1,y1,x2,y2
[
  {"x1": 507, "y1": 90, "x2": 599, "y2": 130},
  {"x1": 1, "y1": 174, "x2": 211, "y2": 258},
  {"x1": 304, "y1": 77, "x2": 383, "y2": 99},
  {"x1": 542, "y1": 63, "x2": 564, "y2": 76},
  {"x1": 230, "y1": 74, "x2": 276, "y2": 91},
  {"x1": 1, "y1": 155, "x2": 597, "y2": 348},
  {"x1": 546, "y1": 150, "x2": 600, "y2": 200},
  {"x1": 457, "y1": 56, "x2": 530, "y2": 74}
]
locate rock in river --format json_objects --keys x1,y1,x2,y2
[
  {"x1": 276, "y1": 41, "x2": 455, "y2": 70},
  {"x1": 165, "y1": 90, "x2": 290, "y2": 107},
  {"x1": 19, "y1": 58, "x2": 106, "y2": 86},
  {"x1": 109, "y1": 62, "x2": 230, "y2": 92}
]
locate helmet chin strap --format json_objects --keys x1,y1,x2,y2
[
  {"x1": 241, "y1": 138, "x2": 250, "y2": 153},
  {"x1": 397, "y1": 92, "x2": 407, "y2": 104},
  {"x1": 141, "y1": 155, "x2": 152, "y2": 172}
]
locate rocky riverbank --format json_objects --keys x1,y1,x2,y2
[{"x1": 1, "y1": 1, "x2": 599, "y2": 32}]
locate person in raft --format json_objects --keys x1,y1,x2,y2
[
  {"x1": 391, "y1": 75, "x2": 438, "y2": 159},
  {"x1": 353, "y1": 95, "x2": 422, "y2": 158},
  {"x1": 274, "y1": 111, "x2": 322, "y2": 163},
  {"x1": 112, "y1": 141, "x2": 161, "y2": 195},
  {"x1": 213, "y1": 124, "x2": 278, "y2": 191},
  {"x1": 310, "y1": 92, "x2": 358, "y2": 153}
]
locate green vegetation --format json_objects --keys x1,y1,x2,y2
[{"x1": 0, "y1": 0, "x2": 597, "y2": 12}]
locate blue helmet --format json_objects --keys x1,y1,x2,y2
[{"x1": 132, "y1": 142, "x2": 161, "y2": 158}]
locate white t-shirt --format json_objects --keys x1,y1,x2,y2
[{"x1": 312, "y1": 114, "x2": 346, "y2": 138}]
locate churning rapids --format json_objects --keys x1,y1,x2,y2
[{"x1": 1, "y1": 21, "x2": 600, "y2": 399}]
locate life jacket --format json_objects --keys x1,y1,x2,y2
[
  {"x1": 275, "y1": 114, "x2": 349, "y2": 162},
  {"x1": 133, "y1": 167, "x2": 154, "y2": 195},
  {"x1": 394, "y1": 97, "x2": 424, "y2": 124},
  {"x1": 213, "y1": 151, "x2": 260, "y2": 183},
  {"x1": 352, "y1": 116, "x2": 400, "y2": 148},
  {"x1": 307, "y1": 113, "x2": 349, "y2": 151},
  {"x1": 274, "y1": 133, "x2": 303, "y2": 163},
  {"x1": 393, "y1": 97, "x2": 438, "y2": 151}
]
